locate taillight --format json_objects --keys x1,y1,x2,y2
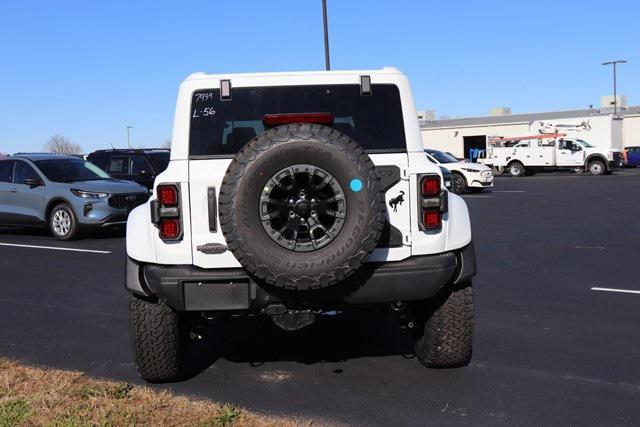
[
  {"x1": 151, "y1": 183, "x2": 182, "y2": 241},
  {"x1": 421, "y1": 175, "x2": 441, "y2": 197},
  {"x1": 263, "y1": 112, "x2": 334, "y2": 127},
  {"x1": 422, "y1": 210, "x2": 442, "y2": 229},
  {"x1": 157, "y1": 185, "x2": 178, "y2": 206},
  {"x1": 418, "y1": 175, "x2": 447, "y2": 231},
  {"x1": 159, "y1": 218, "x2": 180, "y2": 239}
]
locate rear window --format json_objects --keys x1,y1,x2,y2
[{"x1": 189, "y1": 84, "x2": 406, "y2": 157}]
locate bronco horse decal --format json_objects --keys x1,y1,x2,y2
[{"x1": 388, "y1": 191, "x2": 405, "y2": 212}]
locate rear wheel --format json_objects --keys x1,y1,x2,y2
[
  {"x1": 414, "y1": 281, "x2": 474, "y2": 368},
  {"x1": 129, "y1": 294, "x2": 188, "y2": 382},
  {"x1": 507, "y1": 162, "x2": 525, "y2": 177},
  {"x1": 49, "y1": 203, "x2": 78, "y2": 240},
  {"x1": 450, "y1": 173, "x2": 466, "y2": 194},
  {"x1": 588, "y1": 159, "x2": 606, "y2": 176}
]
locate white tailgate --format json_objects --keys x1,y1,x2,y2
[
  {"x1": 369, "y1": 153, "x2": 411, "y2": 262},
  {"x1": 189, "y1": 158, "x2": 243, "y2": 268},
  {"x1": 189, "y1": 154, "x2": 412, "y2": 269}
]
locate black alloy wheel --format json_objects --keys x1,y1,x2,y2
[{"x1": 260, "y1": 164, "x2": 346, "y2": 252}]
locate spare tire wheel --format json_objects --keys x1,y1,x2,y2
[{"x1": 219, "y1": 123, "x2": 386, "y2": 290}]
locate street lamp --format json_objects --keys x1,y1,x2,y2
[
  {"x1": 601, "y1": 60, "x2": 627, "y2": 115},
  {"x1": 126, "y1": 126, "x2": 133, "y2": 148},
  {"x1": 322, "y1": 0, "x2": 330, "y2": 70}
]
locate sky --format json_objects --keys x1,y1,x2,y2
[{"x1": 1, "y1": 0, "x2": 638, "y2": 154}]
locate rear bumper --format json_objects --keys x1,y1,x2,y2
[{"x1": 126, "y1": 242, "x2": 477, "y2": 311}]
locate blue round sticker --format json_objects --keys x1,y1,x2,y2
[{"x1": 350, "y1": 178, "x2": 363, "y2": 192}]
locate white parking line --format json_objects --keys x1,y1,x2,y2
[
  {"x1": 591, "y1": 287, "x2": 640, "y2": 295},
  {"x1": 0, "y1": 242, "x2": 111, "y2": 254}
]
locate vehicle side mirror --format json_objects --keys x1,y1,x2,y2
[{"x1": 24, "y1": 177, "x2": 43, "y2": 187}]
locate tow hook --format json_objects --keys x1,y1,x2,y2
[{"x1": 391, "y1": 301, "x2": 415, "y2": 329}]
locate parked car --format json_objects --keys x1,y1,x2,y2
[
  {"x1": 424, "y1": 149, "x2": 494, "y2": 194},
  {"x1": 126, "y1": 67, "x2": 476, "y2": 382},
  {"x1": 625, "y1": 146, "x2": 640, "y2": 167},
  {"x1": 0, "y1": 153, "x2": 148, "y2": 240},
  {"x1": 87, "y1": 149, "x2": 170, "y2": 190}
]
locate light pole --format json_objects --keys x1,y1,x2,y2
[
  {"x1": 126, "y1": 126, "x2": 133, "y2": 148},
  {"x1": 322, "y1": 0, "x2": 330, "y2": 70},
  {"x1": 602, "y1": 60, "x2": 627, "y2": 115}
]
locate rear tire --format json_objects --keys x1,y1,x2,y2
[
  {"x1": 49, "y1": 203, "x2": 78, "y2": 240},
  {"x1": 507, "y1": 162, "x2": 525, "y2": 177},
  {"x1": 588, "y1": 159, "x2": 606, "y2": 176},
  {"x1": 129, "y1": 294, "x2": 187, "y2": 383},
  {"x1": 414, "y1": 281, "x2": 474, "y2": 368}
]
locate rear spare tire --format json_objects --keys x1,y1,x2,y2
[{"x1": 219, "y1": 124, "x2": 385, "y2": 290}]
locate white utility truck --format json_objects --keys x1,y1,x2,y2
[
  {"x1": 125, "y1": 68, "x2": 476, "y2": 382},
  {"x1": 479, "y1": 133, "x2": 624, "y2": 177}
]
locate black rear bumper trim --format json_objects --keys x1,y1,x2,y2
[{"x1": 126, "y1": 242, "x2": 476, "y2": 311}]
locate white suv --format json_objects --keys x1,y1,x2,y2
[{"x1": 125, "y1": 68, "x2": 477, "y2": 382}]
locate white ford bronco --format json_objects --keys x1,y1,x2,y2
[{"x1": 126, "y1": 67, "x2": 476, "y2": 382}]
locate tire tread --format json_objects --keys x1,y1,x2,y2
[
  {"x1": 129, "y1": 294, "x2": 184, "y2": 382},
  {"x1": 414, "y1": 282, "x2": 474, "y2": 368}
]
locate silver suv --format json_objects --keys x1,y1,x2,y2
[{"x1": 0, "y1": 153, "x2": 148, "y2": 240}]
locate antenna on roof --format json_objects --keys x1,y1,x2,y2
[{"x1": 322, "y1": 0, "x2": 331, "y2": 70}]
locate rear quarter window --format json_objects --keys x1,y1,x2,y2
[
  {"x1": 108, "y1": 157, "x2": 128, "y2": 174},
  {"x1": 189, "y1": 84, "x2": 406, "y2": 157}
]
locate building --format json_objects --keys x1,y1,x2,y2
[{"x1": 420, "y1": 104, "x2": 640, "y2": 159}]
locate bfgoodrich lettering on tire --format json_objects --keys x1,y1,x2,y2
[{"x1": 218, "y1": 123, "x2": 386, "y2": 291}]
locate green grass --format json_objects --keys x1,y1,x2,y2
[
  {"x1": 213, "y1": 404, "x2": 242, "y2": 426},
  {"x1": 0, "y1": 399, "x2": 30, "y2": 427}
]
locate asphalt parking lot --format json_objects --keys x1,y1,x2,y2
[{"x1": 1, "y1": 169, "x2": 639, "y2": 425}]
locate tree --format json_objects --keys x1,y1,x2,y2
[{"x1": 44, "y1": 134, "x2": 83, "y2": 155}]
